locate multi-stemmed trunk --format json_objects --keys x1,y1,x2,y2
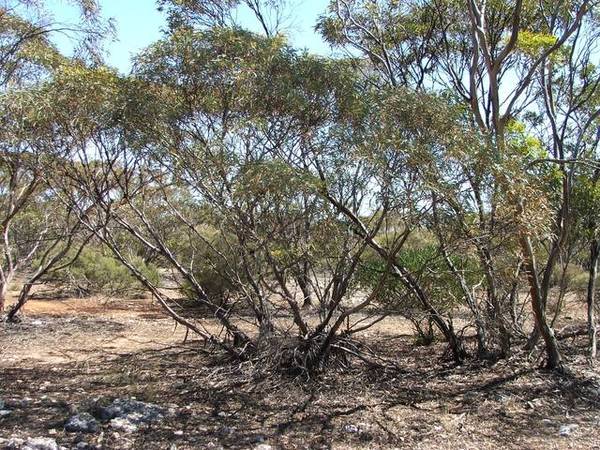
[
  {"x1": 521, "y1": 235, "x2": 564, "y2": 370},
  {"x1": 322, "y1": 191, "x2": 466, "y2": 364}
]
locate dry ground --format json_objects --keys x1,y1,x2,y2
[{"x1": 1, "y1": 290, "x2": 600, "y2": 449}]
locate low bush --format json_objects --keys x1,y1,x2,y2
[{"x1": 55, "y1": 248, "x2": 160, "y2": 298}]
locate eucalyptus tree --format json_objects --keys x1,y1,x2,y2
[
  {"x1": 548, "y1": 46, "x2": 600, "y2": 358},
  {"x1": 0, "y1": 0, "x2": 108, "y2": 314},
  {"x1": 319, "y1": 0, "x2": 599, "y2": 370},
  {"x1": 0, "y1": 0, "x2": 109, "y2": 89},
  {"x1": 572, "y1": 175, "x2": 600, "y2": 358},
  {"x1": 461, "y1": 0, "x2": 598, "y2": 369},
  {"x1": 5, "y1": 201, "x2": 90, "y2": 321},
  {"x1": 318, "y1": 0, "x2": 514, "y2": 357},
  {"x1": 0, "y1": 87, "x2": 68, "y2": 313},
  {"x1": 16, "y1": 28, "x2": 393, "y2": 373},
  {"x1": 147, "y1": 1, "x2": 481, "y2": 364},
  {"x1": 0, "y1": 142, "x2": 42, "y2": 312},
  {"x1": 0, "y1": 2, "x2": 61, "y2": 312},
  {"x1": 0, "y1": 78, "x2": 96, "y2": 317},
  {"x1": 158, "y1": 0, "x2": 293, "y2": 36},
  {"x1": 524, "y1": 16, "x2": 600, "y2": 355},
  {"x1": 305, "y1": 86, "x2": 473, "y2": 363}
]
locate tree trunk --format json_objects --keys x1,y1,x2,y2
[
  {"x1": 526, "y1": 177, "x2": 571, "y2": 350},
  {"x1": 296, "y1": 261, "x2": 313, "y2": 307},
  {"x1": 321, "y1": 190, "x2": 466, "y2": 363},
  {"x1": 587, "y1": 239, "x2": 599, "y2": 359},
  {"x1": 0, "y1": 274, "x2": 13, "y2": 315},
  {"x1": 550, "y1": 259, "x2": 570, "y2": 328},
  {"x1": 477, "y1": 249, "x2": 511, "y2": 357},
  {"x1": 432, "y1": 196, "x2": 487, "y2": 358},
  {"x1": 7, "y1": 282, "x2": 34, "y2": 321},
  {"x1": 390, "y1": 261, "x2": 466, "y2": 363},
  {"x1": 521, "y1": 236, "x2": 564, "y2": 370},
  {"x1": 0, "y1": 282, "x2": 6, "y2": 314},
  {"x1": 487, "y1": 288, "x2": 511, "y2": 357}
]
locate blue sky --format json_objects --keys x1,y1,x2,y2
[{"x1": 51, "y1": 0, "x2": 331, "y2": 73}]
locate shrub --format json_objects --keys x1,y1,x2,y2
[
  {"x1": 57, "y1": 247, "x2": 160, "y2": 298},
  {"x1": 550, "y1": 263, "x2": 589, "y2": 293},
  {"x1": 357, "y1": 244, "x2": 479, "y2": 312},
  {"x1": 180, "y1": 230, "x2": 242, "y2": 305}
]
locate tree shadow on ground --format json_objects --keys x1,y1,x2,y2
[{"x1": 2, "y1": 328, "x2": 600, "y2": 449}]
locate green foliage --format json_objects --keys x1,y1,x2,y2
[
  {"x1": 57, "y1": 248, "x2": 160, "y2": 298},
  {"x1": 572, "y1": 176, "x2": 600, "y2": 239},
  {"x1": 515, "y1": 31, "x2": 558, "y2": 57},
  {"x1": 133, "y1": 27, "x2": 363, "y2": 127},
  {"x1": 357, "y1": 241, "x2": 479, "y2": 313},
  {"x1": 551, "y1": 263, "x2": 589, "y2": 293},
  {"x1": 180, "y1": 226, "x2": 242, "y2": 303},
  {"x1": 4, "y1": 0, "x2": 600, "y2": 367}
]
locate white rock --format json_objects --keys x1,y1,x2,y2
[
  {"x1": 343, "y1": 424, "x2": 359, "y2": 433},
  {"x1": 559, "y1": 424, "x2": 578, "y2": 437},
  {"x1": 206, "y1": 443, "x2": 223, "y2": 450},
  {"x1": 254, "y1": 445, "x2": 272, "y2": 450},
  {"x1": 22, "y1": 437, "x2": 59, "y2": 450},
  {"x1": 110, "y1": 417, "x2": 139, "y2": 433}
]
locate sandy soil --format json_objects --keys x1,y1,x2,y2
[{"x1": 1, "y1": 293, "x2": 600, "y2": 449}]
